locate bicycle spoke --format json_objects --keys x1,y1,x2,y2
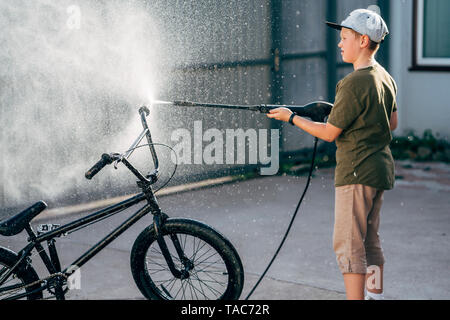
[
  {"x1": 195, "y1": 251, "x2": 221, "y2": 267},
  {"x1": 166, "y1": 277, "x2": 177, "y2": 293},
  {"x1": 187, "y1": 278, "x2": 196, "y2": 300},
  {"x1": 147, "y1": 268, "x2": 169, "y2": 275},
  {"x1": 197, "y1": 269, "x2": 227, "y2": 288},
  {"x1": 190, "y1": 272, "x2": 222, "y2": 298},
  {"x1": 186, "y1": 277, "x2": 207, "y2": 300},
  {"x1": 172, "y1": 279, "x2": 184, "y2": 299},
  {"x1": 152, "y1": 278, "x2": 174, "y2": 284},
  {"x1": 190, "y1": 240, "x2": 209, "y2": 262},
  {"x1": 195, "y1": 275, "x2": 210, "y2": 299},
  {"x1": 148, "y1": 246, "x2": 181, "y2": 264},
  {"x1": 191, "y1": 245, "x2": 213, "y2": 264},
  {"x1": 181, "y1": 279, "x2": 187, "y2": 300},
  {"x1": 193, "y1": 267, "x2": 227, "y2": 287},
  {"x1": 195, "y1": 258, "x2": 225, "y2": 273}
]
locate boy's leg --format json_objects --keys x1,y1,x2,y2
[
  {"x1": 365, "y1": 190, "x2": 386, "y2": 295},
  {"x1": 343, "y1": 273, "x2": 366, "y2": 300},
  {"x1": 333, "y1": 184, "x2": 379, "y2": 300}
]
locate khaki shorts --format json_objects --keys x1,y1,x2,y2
[{"x1": 333, "y1": 184, "x2": 385, "y2": 274}]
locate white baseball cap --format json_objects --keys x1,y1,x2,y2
[{"x1": 326, "y1": 9, "x2": 389, "y2": 43}]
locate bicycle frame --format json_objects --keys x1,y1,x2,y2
[
  {"x1": 0, "y1": 106, "x2": 187, "y2": 300},
  {"x1": 0, "y1": 192, "x2": 149, "y2": 299}
]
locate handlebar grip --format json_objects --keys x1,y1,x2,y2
[{"x1": 85, "y1": 154, "x2": 113, "y2": 180}]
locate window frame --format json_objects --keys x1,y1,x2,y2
[{"x1": 411, "y1": 0, "x2": 450, "y2": 71}]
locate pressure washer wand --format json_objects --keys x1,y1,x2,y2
[
  {"x1": 171, "y1": 100, "x2": 333, "y2": 123},
  {"x1": 172, "y1": 101, "x2": 261, "y2": 112}
]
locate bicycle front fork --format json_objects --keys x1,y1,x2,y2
[
  {"x1": 141, "y1": 180, "x2": 193, "y2": 280},
  {"x1": 153, "y1": 213, "x2": 193, "y2": 280}
]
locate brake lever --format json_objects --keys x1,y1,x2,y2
[{"x1": 110, "y1": 153, "x2": 122, "y2": 169}]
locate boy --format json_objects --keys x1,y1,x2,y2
[{"x1": 267, "y1": 9, "x2": 398, "y2": 300}]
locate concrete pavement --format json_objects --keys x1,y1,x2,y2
[{"x1": 1, "y1": 160, "x2": 449, "y2": 300}]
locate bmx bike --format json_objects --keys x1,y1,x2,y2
[{"x1": 0, "y1": 106, "x2": 244, "y2": 300}]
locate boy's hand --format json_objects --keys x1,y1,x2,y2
[{"x1": 266, "y1": 108, "x2": 293, "y2": 122}]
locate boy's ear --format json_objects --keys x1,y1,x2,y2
[{"x1": 360, "y1": 34, "x2": 370, "y2": 48}]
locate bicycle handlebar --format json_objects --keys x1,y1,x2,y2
[{"x1": 85, "y1": 153, "x2": 114, "y2": 180}]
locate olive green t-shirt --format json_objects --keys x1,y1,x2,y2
[{"x1": 327, "y1": 63, "x2": 397, "y2": 190}]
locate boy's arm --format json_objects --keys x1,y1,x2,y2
[
  {"x1": 267, "y1": 108, "x2": 343, "y2": 142},
  {"x1": 291, "y1": 116, "x2": 343, "y2": 143},
  {"x1": 390, "y1": 111, "x2": 398, "y2": 131}
]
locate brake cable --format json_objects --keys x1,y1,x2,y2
[{"x1": 121, "y1": 143, "x2": 179, "y2": 194}]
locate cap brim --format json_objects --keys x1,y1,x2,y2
[{"x1": 325, "y1": 22, "x2": 343, "y2": 30}]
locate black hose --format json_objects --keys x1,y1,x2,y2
[{"x1": 245, "y1": 137, "x2": 319, "y2": 300}]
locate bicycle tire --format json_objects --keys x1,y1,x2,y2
[
  {"x1": 130, "y1": 218, "x2": 244, "y2": 300},
  {"x1": 0, "y1": 247, "x2": 43, "y2": 300}
]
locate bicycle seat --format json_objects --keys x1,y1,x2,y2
[{"x1": 0, "y1": 201, "x2": 47, "y2": 236}]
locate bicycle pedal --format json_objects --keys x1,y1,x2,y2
[{"x1": 36, "y1": 223, "x2": 61, "y2": 235}]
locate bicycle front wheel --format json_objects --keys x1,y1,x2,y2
[{"x1": 130, "y1": 218, "x2": 244, "y2": 300}]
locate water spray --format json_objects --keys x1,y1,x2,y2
[{"x1": 153, "y1": 100, "x2": 333, "y2": 299}]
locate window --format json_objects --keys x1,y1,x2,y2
[{"x1": 412, "y1": 0, "x2": 450, "y2": 71}]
